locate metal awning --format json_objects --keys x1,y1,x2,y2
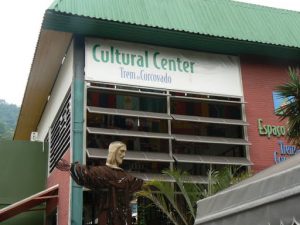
[
  {"x1": 87, "y1": 106, "x2": 171, "y2": 120},
  {"x1": 173, "y1": 134, "x2": 250, "y2": 146},
  {"x1": 170, "y1": 95, "x2": 245, "y2": 104},
  {"x1": 129, "y1": 172, "x2": 208, "y2": 184},
  {"x1": 87, "y1": 127, "x2": 173, "y2": 139},
  {"x1": 173, "y1": 154, "x2": 252, "y2": 166},
  {"x1": 182, "y1": 175, "x2": 208, "y2": 184},
  {"x1": 172, "y1": 114, "x2": 249, "y2": 126},
  {"x1": 87, "y1": 148, "x2": 174, "y2": 162},
  {"x1": 195, "y1": 154, "x2": 300, "y2": 225},
  {"x1": 129, "y1": 172, "x2": 175, "y2": 182},
  {"x1": 0, "y1": 185, "x2": 59, "y2": 222},
  {"x1": 87, "y1": 85, "x2": 169, "y2": 96}
]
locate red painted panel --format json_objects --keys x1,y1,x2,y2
[
  {"x1": 241, "y1": 57, "x2": 293, "y2": 173},
  {"x1": 47, "y1": 149, "x2": 71, "y2": 225},
  {"x1": 0, "y1": 185, "x2": 58, "y2": 222}
]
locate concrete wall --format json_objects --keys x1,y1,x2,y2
[
  {"x1": 0, "y1": 141, "x2": 48, "y2": 225},
  {"x1": 241, "y1": 56, "x2": 294, "y2": 172}
]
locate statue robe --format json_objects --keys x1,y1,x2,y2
[{"x1": 70, "y1": 163, "x2": 144, "y2": 225}]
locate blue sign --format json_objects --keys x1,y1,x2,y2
[{"x1": 274, "y1": 141, "x2": 300, "y2": 164}]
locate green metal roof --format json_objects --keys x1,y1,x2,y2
[
  {"x1": 16, "y1": 0, "x2": 300, "y2": 140},
  {"x1": 46, "y1": 0, "x2": 300, "y2": 49}
]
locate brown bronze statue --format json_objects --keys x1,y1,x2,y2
[{"x1": 56, "y1": 141, "x2": 144, "y2": 225}]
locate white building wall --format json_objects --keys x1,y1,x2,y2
[{"x1": 37, "y1": 41, "x2": 74, "y2": 141}]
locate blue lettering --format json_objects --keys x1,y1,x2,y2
[{"x1": 278, "y1": 141, "x2": 285, "y2": 154}]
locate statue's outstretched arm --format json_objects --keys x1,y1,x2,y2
[
  {"x1": 55, "y1": 159, "x2": 107, "y2": 189},
  {"x1": 55, "y1": 158, "x2": 71, "y2": 171},
  {"x1": 56, "y1": 159, "x2": 87, "y2": 186}
]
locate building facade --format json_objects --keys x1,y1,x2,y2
[{"x1": 13, "y1": 0, "x2": 300, "y2": 224}]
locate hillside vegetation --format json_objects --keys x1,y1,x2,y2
[{"x1": 0, "y1": 99, "x2": 20, "y2": 141}]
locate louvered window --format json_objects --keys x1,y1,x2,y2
[
  {"x1": 85, "y1": 82, "x2": 251, "y2": 183},
  {"x1": 48, "y1": 92, "x2": 71, "y2": 172}
]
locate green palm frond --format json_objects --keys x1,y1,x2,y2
[
  {"x1": 275, "y1": 67, "x2": 300, "y2": 146},
  {"x1": 137, "y1": 167, "x2": 251, "y2": 225},
  {"x1": 137, "y1": 188, "x2": 180, "y2": 225},
  {"x1": 138, "y1": 179, "x2": 189, "y2": 225},
  {"x1": 162, "y1": 169, "x2": 197, "y2": 220},
  {"x1": 202, "y1": 169, "x2": 218, "y2": 198}
]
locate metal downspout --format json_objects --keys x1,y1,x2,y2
[{"x1": 71, "y1": 35, "x2": 85, "y2": 225}]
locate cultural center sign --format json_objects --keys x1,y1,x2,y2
[{"x1": 85, "y1": 38, "x2": 243, "y2": 97}]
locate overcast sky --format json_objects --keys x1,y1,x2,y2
[{"x1": 1, "y1": 0, "x2": 300, "y2": 106}]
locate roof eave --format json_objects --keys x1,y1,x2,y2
[
  {"x1": 14, "y1": 29, "x2": 72, "y2": 140},
  {"x1": 43, "y1": 10, "x2": 300, "y2": 61}
]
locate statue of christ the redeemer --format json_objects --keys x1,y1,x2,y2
[{"x1": 56, "y1": 141, "x2": 144, "y2": 225}]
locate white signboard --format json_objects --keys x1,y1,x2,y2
[{"x1": 85, "y1": 38, "x2": 243, "y2": 97}]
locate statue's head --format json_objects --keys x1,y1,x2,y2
[{"x1": 106, "y1": 141, "x2": 127, "y2": 169}]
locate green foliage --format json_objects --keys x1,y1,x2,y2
[
  {"x1": 138, "y1": 169, "x2": 200, "y2": 225},
  {"x1": 0, "y1": 99, "x2": 20, "y2": 141},
  {"x1": 137, "y1": 167, "x2": 251, "y2": 225},
  {"x1": 275, "y1": 67, "x2": 300, "y2": 147},
  {"x1": 202, "y1": 166, "x2": 251, "y2": 198},
  {"x1": 138, "y1": 206, "x2": 147, "y2": 225}
]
